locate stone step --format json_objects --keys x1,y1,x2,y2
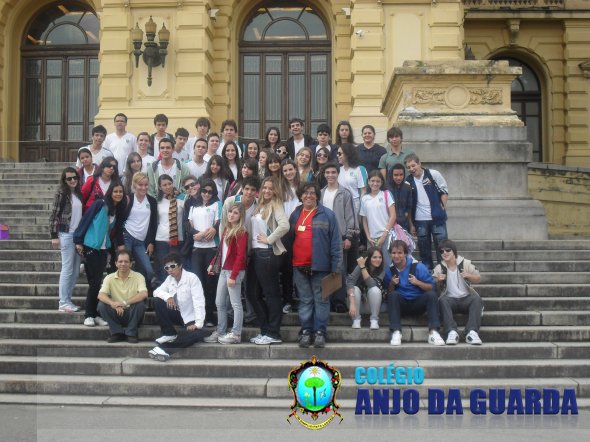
[
  {"x1": 0, "y1": 204, "x2": 51, "y2": 211},
  {"x1": 0, "y1": 173, "x2": 64, "y2": 180},
  {"x1": 458, "y1": 250, "x2": 590, "y2": 261},
  {"x1": 0, "y1": 163, "x2": 70, "y2": 170},
  {"x1": 1, "y1": 355, "x2": 589, "y2": 380},
  {"x1": 0, "y1": 373, "x2": 584, "y2": 399},
  {"x1": 0, "y1": 240, "x2": 55, "y2": 250},
  {"x1": 0, "y1": 197, "x2": 55, "y2": 205},
  {"x1": 0, "y1": 210, "x2": 51, "y2": 219},
  {"x1": 1, "y1": 323, "x2": 589, "y2": 342},
  {"x1": 3, "y1": 339, "x2": 582, "y2": 359},
  {"x1": 476, "y1": 261, "x2": 590, "y2": 272},
  {"x1": 0, "y1": 179, "x2": 58, "y2": 186},
  {"x1": 0, "y1": 218, "x2": 50, "y2": 226},
  {"x1": 0, "y1": 232, "x2": 48, "y2": 240},
  {"x1": 5, "y1": 308, "x2": 585, "y2": 327}
]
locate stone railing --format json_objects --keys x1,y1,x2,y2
[
  {"x1": 528, "y1": 163, "x2": 590, "y2": 237},
  {"x1": 464, "y1": 0, "x2": 564, "y2": 9}
]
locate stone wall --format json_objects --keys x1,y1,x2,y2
[{"x1": 528, "y1": 163, "x2": 590, "y2": 237}]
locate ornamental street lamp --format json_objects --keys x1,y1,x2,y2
[{"x1": 131, "y1": 16, "x2": 170, "y2": 86}]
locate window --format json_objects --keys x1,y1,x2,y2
[
  {"x1": 240, "y1": 2, "x2": 330, "y2": 141},
  {"x1": 20, "y1": 2, "x2": 99, "y2": 162},
  {"x1": 494, "y1": 57, "x2": 543, "y2": 162}
]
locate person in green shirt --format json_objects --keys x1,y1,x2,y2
[{"x1": 379, "y1": 126, "x2": 415, "y2": 186}]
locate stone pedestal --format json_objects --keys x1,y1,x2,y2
[{"x1": 383, "y1": 60, "x2": 548, "y2": 240}]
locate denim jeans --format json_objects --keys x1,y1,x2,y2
[
  {"x1": 387, "y1": 290, "x2": 440, "y2": 332},
  {"x1": 216, "y1": 269, "x2": 245, "y2": 336},
  {"x1": 293, "y1": 268, "x2": 330, "y2": 336},
  {"x1": 414, "y1": 220, "x2": 448, "y2": 270},
  {"x1": 124, "y1": 231, "x2": 154, "y2": 290},
  {"x1": 58, "y1": 232, "x2": 81, "y2": 307},
  {"x1": 83, "y1": 247, "x2": 108, "y2": 318},
  {"x1": 153, "y1": 297, "x2": 185, "y2": 336}
]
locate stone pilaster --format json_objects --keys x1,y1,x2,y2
[
  {"x1": 429, "y1": 0, "x2": 464, "y2": 60},
  {"x1": 562, "y1": 19, "x2": 590, "y2": 167}
]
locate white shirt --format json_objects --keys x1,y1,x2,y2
[
  {"x1": 250, "y1": 212, "x2": 269, "y2": 249},
  {"x1": 153, "y1": 269, "x2": 205, "y2": 327},
  {"x1": 140, "y1": 154, "x2": 156, "y2": 173},
  {"x1": 69, "y1": 194, "x2": 82, "y2": 232},
  {"x1": 173, "y1": 150, "x2": 189, "y2": 162},
  {"x1": 338, "y1": 166, "x2": 366, "y2": 201},
  {"x1": 125, "y1": 195, "x2": 152, "y2": 241},
  {"x1": 104, "y1": 132, "x2": 137, "y2": 175},
  {"x1": 188, "y1": 201, "x2": 222, "y2": 248},
  {"x1": 283, "y1": 193, "x2": 301, "y2": 219},
  {"x1": 98, "y1": 177, "x2": 110, "y2": 195},
  {"x1": 321, "y1": 187, "x2": 338, "y2": 212},
  {"x1": 293, "y1": 138, "x2": 305, "y2": 156},
  {"x1": 156, "y1": 198, "x2": 185, "y2": 242},
  {"x1": 157, "y1": 162, "x2": 178, "y2": 183},
  {"x1": 360, "y1": 190, "x2": 394, "y2": 238},
  {"x1": 186, "y1": 159, "x2": 208, "y2": 179},
  {"x1": 446, "y1": 268, "x2": 470, "y2": 298}
]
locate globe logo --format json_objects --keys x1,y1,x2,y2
[
  {"x1": 296, "y1": 366, "x2": 333, "y2": 412},
  {"x1": 287, "y1": 355, "x2": 342, "y2": 430}
]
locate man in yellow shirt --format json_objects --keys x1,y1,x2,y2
[{"x1": 97, "y1": 250, "x2": 148, "y2": 343}]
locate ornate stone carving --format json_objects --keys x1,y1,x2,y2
[
  {"x1": 469, "y1": 88, "x2": 503, "y2": 105},
  {"x1": 413, "y1": 89, "x2": 446, "y2": 105}
]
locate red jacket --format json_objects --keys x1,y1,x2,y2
[
  {"x1": 81, "y1": 176, "x2": 106, "y2": 213},
  {"x1": 220, "y1": 230, "x2": 248, "y2": 280}
]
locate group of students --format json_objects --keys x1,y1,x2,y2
[{"x1": 49, "y1": 114, "x2": 484, "y2": 356}]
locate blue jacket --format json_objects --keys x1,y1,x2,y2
[
  {"x1": 73, "y1": 199, "x2": 120, "y2": 250},
  {"x1": 384, "y1": 256, "x2": 434, "y2": 300},
  {"x1": 405, "y1": 168, "x2": 447, "y2": 225},
  {"x1": 288, "y1": 204, "x2": 342, "y2": 273}
]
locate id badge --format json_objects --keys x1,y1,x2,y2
[{"x1": 297, "y1": 225, "x2": 306, "y2": 232}]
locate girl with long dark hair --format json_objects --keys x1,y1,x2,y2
[
  {"x1": 187, "y1": 178, "x2": 222, "y2": 326},
  {"x1": 262, "y1": 126, "x2": 281, "y2": 152},
  {"x1": 346, "y1": 246, "x2": 387, "y2": 330},
  {"x1": 221, "y1": 141, "x2": 242, "y2": 182},
  {"x1": 50, "y1": 166, "x2": 84, "y2": 312},
  {"x1": 76, "y1": 148, "x2": 95, "y2": 185},
  {"x1": 202, "y1": 154, "x2": 232, "y2": 202},
  {"x1": 74, "y1": 182, "x2": 126, "y2": 326},
  {"x1": 337, "y1": 143, "x2": 367, "y2": 215},
  {"x1": 122, "y1": 152, "x2": 143, "y2": 195},
  {"x1": 335, "y1": 120, "x2": 355, "y2": 146},
  {"x1": 81, "y1": 157, "x2": 120, "y2": 213}
]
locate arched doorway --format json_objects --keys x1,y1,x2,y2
[
  {"x1": 493, "y1": 57, "x2": 543, "y2": 162},
  {"x1": 20, "y1": 2, "x2": 99, "y2": 162},
  {"x1": 239, "y1": 1, "x2": 330, "y2": 141}
]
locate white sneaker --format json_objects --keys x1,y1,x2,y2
[
  {"x1": 249, "y1": 333, "x2": 263, "y2": 343},
  {"x1": 254, "y1": 335, "x2": 282, "y2": 345},
  {"x1": 351, "y1": 319, "x2": 361, "y2": 329},
  {"x1": 83, "y1": 317, "x2": 95, "y2": 327},
  {"x1": 370, "y1": 320, "x2": 379, "y2": 330},
  {"x1": 390, "y1": 331, "x2": 402, "y2": 346},
  {"x1": 148, "y1": 346, "x2": 170, "y2": 362},
  {"x1": 203, "y1": 331, "x2": 220, "y2": 343},
  {"x1": 466, "y1": 330, "x2": 483, "y2": 345},
  {"x1": 58, "y1": 304, "x2": 77, "y2": 313},
  {"x1": 155, "y1": 335, "x2": 177, "y2": 344},
  {"x1": 94, "y1": 317, "x2": 108, "y2": 326},
  {"x1": 446, "y1": 330, "x2": 459, "y2": 345},
  {"x1": 428, "y1": 330, "x2": 445, "y2": 346},
  {"x1": 218, "y1": 332, "x2": 241, "y2": 344}
]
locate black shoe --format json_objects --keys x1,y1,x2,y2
[
  {"x1": 107, "y1": 333, "x2": 126, "y2": 343},
  {"x1": 126, "y1": 335, "x2": 139, "y2": 344},
  {"x1": 298, "y1": 331, "x2": 312, "y2": 348},
  {"x1": 314, "y1": 332, "x2": 326, "y2": 348}
]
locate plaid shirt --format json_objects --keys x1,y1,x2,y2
[{"x1": 49, "y1": 190, "x2": 73, "y2": 239}]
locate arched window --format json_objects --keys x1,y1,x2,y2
[
  {"x1": 20, "y1": 2, "x2": 99, "y2": 162},
  {"x1": 494, "y1": 57, "x2": 543, "y2": 162},
  {"x1": 240, "y1": 2, "x2": 330, "y2": 140}
]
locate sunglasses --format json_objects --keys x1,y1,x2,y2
[
  {"x1": 65, "y1": 176, "x2": 78, "y2": 182},
  {"x1": 200, "y1": 188, "x2": 214, "y2": 195},
  {"x1": 184, "y1": 182, "x2": 198, "y2": 190},
  {"x1": 277, "y1": 150, "x2": 287, "y2": 155},
  {"x1": 316, "y1": 153, "x2": 328, "y2": 159},
  {"x1": 104, "y1": 164, "x2": 116, "y2": 169},
  {"x1": 164, "y1": 263, "x2": 179, "y2": 271},
  {"x1": 440, "y1": 248, "x2": 453, "y2": 254}
]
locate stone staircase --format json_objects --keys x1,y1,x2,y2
[{"x1": 0, "y1": 162, "x2": 589, "y2": 409}]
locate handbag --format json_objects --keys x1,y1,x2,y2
[{"x1": 208, "y1": 247, "x2": 222, "y2": 275}]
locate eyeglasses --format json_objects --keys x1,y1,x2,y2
[
  {"x1": 440, "y1": 248, "x2": 453, "y2": 254},
  {"x1": 164, "y1": 263, "x2": 179, "y2": 271},
  {"x1": 184, "y1": 182, "x2": 198, "y2": 190},
  {"x1": 200, "y1": 188, "x2": 214, "y2": 195},
  {"x1": 65, "y1": 176, "x2": 78, "y2": 182}
]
